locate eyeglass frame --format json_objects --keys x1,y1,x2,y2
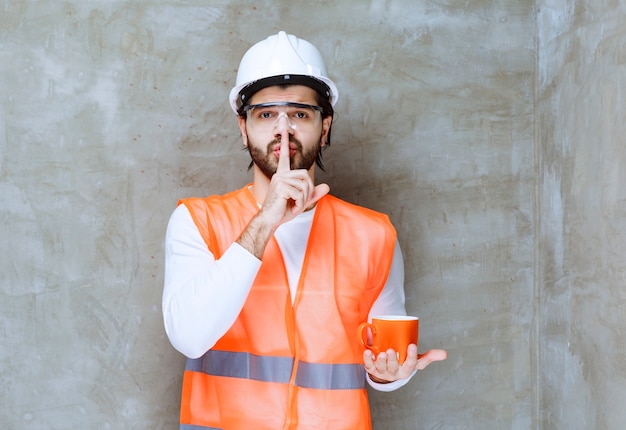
[{"x1": 242, "y1": 101, "x2": 324, "y2": 115}]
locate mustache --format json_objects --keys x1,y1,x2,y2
[{"x1": 267, "y1": 137, "x2": 303, "y2": 152}]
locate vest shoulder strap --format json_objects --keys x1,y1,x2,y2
[{"x1": 178, "y1": 186, "x2": 257, "y2": 259}]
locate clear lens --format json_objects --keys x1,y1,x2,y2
[{"x1": 244, "y1": 102, "x2": 322, "y2": 131}]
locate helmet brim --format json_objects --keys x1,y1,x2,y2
[{"x1": 229, "y1": 74, "x2": 338, "y2": 114}]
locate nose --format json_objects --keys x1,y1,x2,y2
[{"x1": 273, "y1": 111, "x2": 296, "y2": 135}]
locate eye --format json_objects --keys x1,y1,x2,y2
[
  {"x1": 293, "y1": 111, "x2": 309, "y2": 120},
  {"x1": 258, "y1": 110, "x2": 275, "y2": 119}
]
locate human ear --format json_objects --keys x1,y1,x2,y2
[
  {"x1": 321, "y1": 116, "x2": 332, "y2": 147},
  {"x1": 238, "y1": 116, "x2": 248, "y2": 147}
]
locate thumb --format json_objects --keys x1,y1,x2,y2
[
  {"x1": 416, "y1": 349, "x2": 448, "y2": 370},
  {"x1": 309, "y1": 183, "x2": 330, "y2": 206}
]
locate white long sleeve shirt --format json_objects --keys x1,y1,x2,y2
[{"x1": 163, "y1": 202, "x2": 415, "y2": 391}]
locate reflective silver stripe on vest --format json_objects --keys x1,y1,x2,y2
[
  {"x1": 295, "y1": 361, "x2": 366, "y2": 390},
  {"x1": 186, "y1": 350, "x2": 293, "y2": 383},
  {"x1": 186, "y1": 351, "x2": 365, "y2": 390}
]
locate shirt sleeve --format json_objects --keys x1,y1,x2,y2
[
  {"x1": 162, "y1": 204, "x2": 261, "y2": 359},
  {"x1": 366, "y1": 239, "x2": 417, "y2": 391}
]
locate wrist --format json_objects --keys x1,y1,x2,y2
[
  {"x1": 237, "y1": 212, "x2": 276, "y2": 259},
  {"x1": 368, "y1": 373, "x2": 392, "y2": 384}
]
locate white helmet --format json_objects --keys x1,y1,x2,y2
[{"x1": 229, "y1": 31, "x2": 339, "y2": 113}]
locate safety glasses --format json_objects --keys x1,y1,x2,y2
[{"x1": 243, "y1": 102, "x2": 323, "y2": 131}]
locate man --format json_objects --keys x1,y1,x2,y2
[{"x1": 163, "y1": 31, "x2": 446, "y2": 429}]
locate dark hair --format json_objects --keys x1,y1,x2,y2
[{"x1": 238, "y1": 83, "x2": 335, "y2": 171}]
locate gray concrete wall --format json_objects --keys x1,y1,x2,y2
[
  {"x1": 4, "y1": 1, "x2": 609, "y2": 429},
  {"x1": 537, "y1": 1, "x2": 626, "y2": 429}
]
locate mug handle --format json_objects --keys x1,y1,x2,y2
[{"x1": 358, "y1": 322, "x2": 377, "y2": 352}]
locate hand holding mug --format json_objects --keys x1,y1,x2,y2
[{"x1": 359, "y1": 316, "x2": 447, "y2": 383}]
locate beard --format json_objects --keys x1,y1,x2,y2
[{"x1": 247, "y1": 134, "x2": 322, "y2": 180}]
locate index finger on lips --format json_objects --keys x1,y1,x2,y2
[{"x1": 277, "y1": 130, "x2": 291, "y2": 172}]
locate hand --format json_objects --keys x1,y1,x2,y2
[
  {"x1": 363, "y1": 344, "x2": 447, "y2": 383},
  {"x1": 260, "y1": 130, "x2": 329, "y2": 226},
  {"x1": 237, "y1": 130, "x2": 329, "y2": 259}
]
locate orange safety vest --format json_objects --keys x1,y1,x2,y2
[{"x1": 177, "y1": 185, "x2": 396, "y2": 430}]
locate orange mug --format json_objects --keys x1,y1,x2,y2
[{"x1": 358, "y1": 315, "x2": 419, "y2": 364}]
